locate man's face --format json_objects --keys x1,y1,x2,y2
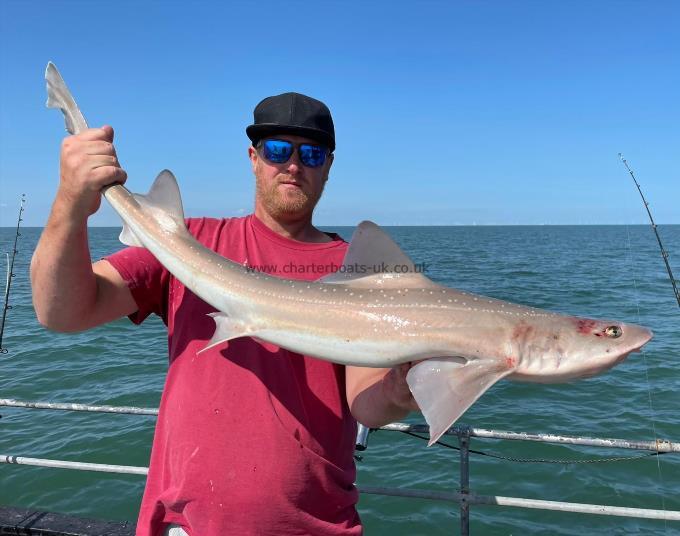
[{"x1": 249, "y1": 134, "x2": 334, "y2": 221}]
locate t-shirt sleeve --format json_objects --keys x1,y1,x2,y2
[{"x1": 104, "y1": 246, "x2": 171, "y2": 325}]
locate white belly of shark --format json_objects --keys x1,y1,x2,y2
[{"x1": 45, "y1": 62, "x2": 653, "y2": 445}]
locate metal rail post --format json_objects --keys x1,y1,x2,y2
[{"x1": 458, "y1": 425, "x2": 471, "y2": 535}]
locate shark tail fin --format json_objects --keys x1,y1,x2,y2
[
  {"x1": 119, "y1": 170, "x2": 187, "y2": 247},
  {"x1": 45, "y1": 62, "x2": 89, "y2": 135},
  {"x1": 407, "y1": 357, "x2": 513, "y2": 446}
]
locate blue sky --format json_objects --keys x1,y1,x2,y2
[{"x1": 0, "y1": 0, "x2": 678, "y2": 226}]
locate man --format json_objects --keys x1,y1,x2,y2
[{"x1": 31, "y1": 92, "x2": 418, "y2": 535}]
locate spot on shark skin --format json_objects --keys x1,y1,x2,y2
[
  {"x1": 512, "y1": 323, "x2": 534, "y2": 343},
  {"x1": 576, "y1": 319, "x2": 598, "y2": 335}
]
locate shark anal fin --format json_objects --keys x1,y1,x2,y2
[
  {"x1": 407, "y1": 357, "x2": 512, "y2": 446},
  {"x1": 119, "y1": 224, "x2": 144, "y2": 247}
]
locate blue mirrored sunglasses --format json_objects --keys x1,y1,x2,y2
[{"x1": 259, "y1": 139, "x2": 328, "y2": 168}]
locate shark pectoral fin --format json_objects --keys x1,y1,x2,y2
[
  {"x1": 198, "y1": 313, "x2": 253, "y2": 354},
  {"x1": 406, "y1": 357, "x2": 511, "y2": 446},
  {"x1": 119, "y1": 170, "x2": 187, "y2": 247}
]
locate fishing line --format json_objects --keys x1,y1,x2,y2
[
  {"x1": 624, "y1": 213, "x2": 667, "y2": 527},
  {"x1": 0, "y1": 194, "x2": 25, "y2": 354},
  {"x1": 399, "y1": 431, "x2": 667, "y2": 465},
  {"x1": 619, "y1": 151, "x2": 679, "y2": 529}
]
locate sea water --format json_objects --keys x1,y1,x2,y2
[{"x1": 1, "y1": 225, "x2": 678, "y2": 535}]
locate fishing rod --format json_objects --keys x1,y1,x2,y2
[
  {"x1": 0, "y1": 194, "x2": 26, "y2": 353},
  {"x1": 619, "y1": 153, "x2": 680, "y2": 308}
]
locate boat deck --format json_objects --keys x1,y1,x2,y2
[{"x1": 0, "y1": 506, "x2": 134, "y2": 536}]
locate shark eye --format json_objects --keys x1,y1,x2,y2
[{"x1": 604, "y1": 325, "x2": 622, "y2": 338}]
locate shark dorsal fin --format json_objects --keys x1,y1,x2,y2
[
  {"x1": 136, "y1": 169, "x2": 186, "y2": 222},
  {"x1": 119, "y1": 170, "x2": 187, "y2": 247},
  {"x1": 319, "y1": 221, "x2": 438, "y2": 289}
]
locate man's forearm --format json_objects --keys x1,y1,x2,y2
[
  {"x1": 351, "y1": 376, "x2": 411, "y2": 428},
  {"x1": 346, "y1": 365, "x2": 418, "y2": 428},
  {"x1": 31, "y1": 198, "x2": 98, "y2": 332}
]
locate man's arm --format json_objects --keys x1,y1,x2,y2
[
  {"x1": 31, "y1": 126, "x2": 136, "y2": 332},
  {"x1": 345, "y1": 363, "x2": 420, "y2": 428}
]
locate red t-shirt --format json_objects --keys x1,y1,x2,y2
[{"x1": 105, "y1": 215, "x2": 361, "y2": 536}]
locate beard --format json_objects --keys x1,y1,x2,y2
[{"x1": 256, "y1": 174, "x2": 325, "y2": 220}]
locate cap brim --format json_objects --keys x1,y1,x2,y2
[{"x1": 246, "y1": 124, "x2": 335, "y2": 151}]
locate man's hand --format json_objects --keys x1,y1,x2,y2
[
  {"x1": 31, "y1": 123, "x2": 135, "y2": 332},
  {"x1": 58, "y1": 125, "x2": 127, "y2": 220},
  {"x1": 346, "y1": 362, "x2": 422, "y2": 428},
  {"x1": 381, "y1": 362, "x2": 421, "y2": 413}
]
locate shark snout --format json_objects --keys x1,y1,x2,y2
[
  {"x1": 611, "y1": 324, "x2": 653, "y2": 366},
  {"x1": 625, "y1": 324, "x2": 654, "y2": 353}
]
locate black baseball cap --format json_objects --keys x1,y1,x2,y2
[{"x1": 246, "y1": 92, "x2": 335, "y2": 152}]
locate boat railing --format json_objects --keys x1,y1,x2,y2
[{"x1": 1, "y1": 398, "x2": 679, "y2": 535}]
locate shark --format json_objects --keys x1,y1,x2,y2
[{"x1": 45, "y1": 62, "x2": 653, "y2": 445}]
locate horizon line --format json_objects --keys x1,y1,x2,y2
[{"x1": 3, "y1": 222, "x2": 679, "y2": 229}]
